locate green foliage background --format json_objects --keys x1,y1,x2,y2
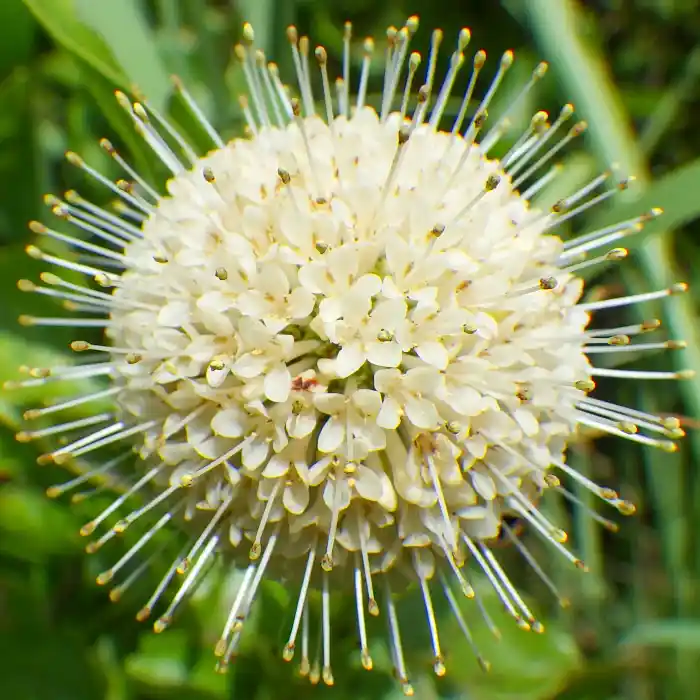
[{"x1": 1, "y1": 1, "x2": 700, "y2": 698}]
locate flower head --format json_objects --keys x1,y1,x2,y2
[{"x1": 10, "y1": 16, "x2": 692, "y2": 693}]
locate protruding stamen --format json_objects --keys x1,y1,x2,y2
[
  {"x1": 178, "y1": 494, "x2": 233, "y2": 573},
  {"x1": 578, "y1": 283, "x2": 688, "y2": 312},
  {"x1": 439, "y1": 572, "x2": 490, "y2": 672},
  {"x1": 502, "y1": 522, "x2": 569, "y2": 607},
  {"x1": 342, "y1": 21, "x2": 352, "y2": 117},
  {"x1": 79, "y1": 465, "x2": 162, "y2": 536},
  {"x1": 283, "y1": 543, "x2": 316, "y2": 661},
  {"x1": 172, "y1": 75, "x2": 224, "y2": 147},
  {"x1": 356, "y1": 511, "x2": 379, "y2": 615},
  {"x1": 250, "y1": 481, "x2": 280, "y2": 559},
  {"x1": 357, "y1": 38, "x2": 374, "y2": 111},
  {"x1": 512, "y1": 118, "x2": 587, "y2": 188},
  {"x1": 321, "y1": 570, "x2": 334, "y2": 686},
  {"x1": 463, "y1": 535, "x2": 527, "y2": 628},
  {"x1": 96, "y1": 511, "x2": 174, "y2": 586},
  {"x1": 385, "y1": 580, "x2": 413, "y2": 696},
  {"x1": 155, "y1": 534, "x2": 219, "y2": 633},
  {"x1": 353, "y1": 555, "x2": 373, "y2": 670},
  {"x1": 216, "y1": 564, "x2": 256, "y2": 655}
]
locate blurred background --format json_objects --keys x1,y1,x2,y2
[{"x1": 2, "y1": 0, "x2": 700, "y2": 698}]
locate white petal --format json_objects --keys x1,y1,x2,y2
[
  {"x1": 366, "y1": 340, "x2": 403, "y2": 368},
  {"x1": 405, "y1": 366, "x2": 441, "y2": 393},
  {"x1": 232, "y1": 354, "x2": 267, "y2": 379},
  {"x1": 513, "y1": 408, "x2": 539, "y2": 436},
  {"x1": 236, "y1": 291, "x2": 269, "y2": 318},
  {"x1": 373, "y1": 368, "x2": 402, "y2": 393},
  {"x1": 354, "y1": 465, "x2": 382, "y2": 501},
  {"x1": 471, "y1": 471, "x2": 497, "y2": 500},
  {"x1": 405, "y1": 397, "x2": 440, "y2": 429},
  {"x1": 264, "y1": 365, "x2": 291, "y2": 402},
  {"x1": 352, "y1": 389, "x2": 382, "y2": 416},
  {"x1": 229, "y1": 524, "x2": 242, "y2": 547},
  {"x1": 262, "y1": 456, "x2": 289, "y2": 478},
  {"x1": 211, "y1": 407, "x2": 247, "y2": 438},
  {"x1": 287, "y1": 410, "x2": 318, "y2": 439},
  {"x1": 323, "y1": 479, "x2": 351, "y2": 509},
  {"x1": 314, "y1": 393, "x2": 346, "y2": 415},
  {"x1": 284, "y1": 481, "x2": 310, "y2": 514},
  {"x1": 288, "y1": 287, "x2": 315, "y2": 319},
  {"x1": 415, "y1": 341, "x2": 449, "y2": 370},
  {"x1": 370, "y1": 298, "x2": 406, "y2": 328},
  {"x1": 318, "y1": 417, "x2": 345, "y2": 453},
  {"x1": 351, "y1": 273, "x2": 382, "y2": 299},
  {"x1": 308, "y1": 455, "x2": 332, "y2": 486},
  {"x1": 258, "y1": 264, "x2": 289, "y2": 296},
  {"x1": 242, "y1": 438, "x2": 270, "y2": 469},
  {"x1": 449, "y1": 386, "x2": 483, "y2": 416},
  {"x1": 335, "y1": 342, "x2": 366, "y2": 378},
  {"x1": 157, "y1": 301, "x2": 189, "y2": 327},
  {"x1": 377, "y1": 396, "x2": 402, "y2": 429}
]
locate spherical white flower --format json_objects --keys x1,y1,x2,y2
[{"x1": 11, "y1": 16, "x2": 691, "y2": 693}]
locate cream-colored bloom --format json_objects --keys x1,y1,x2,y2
[{"x1": 11, "y1": 16, "x2": 691, "y2": 694}]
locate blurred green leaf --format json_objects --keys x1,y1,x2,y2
[
  {"x1": 0, "y1": 330, "x2": 106, "y2": 429},
  {"x1": 589, "y1": 159, "x2": 700, "y2": 246},
  {"x1": 620, "y1": 621, "x2": 700, "y2": 650},
  {"x1": 417, "y1": 579, "x2": 581, "y2": 700},
  {"x1": 0, "y1": 0, "x2": 35, "y2": 79},
  {"x1": 75, "y1": 0, "x2": 171, "y2": 111},
  {"x1": 0, "y1": 70, "x2": 40, "y2": 243},
  {"x1": 0, "y1": 485, "x2": 79, "y2": 559},
  {"x1": 126, "y1": 630, "x2": 227, "y2": 699},
  {"x1": 23, "y1": 0, "x2": 127, "y2": 86}
]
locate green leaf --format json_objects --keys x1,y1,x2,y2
[
  {"x1": 588, "y1": 159, "x2": 700, "y2": 245},
  {"x1": 0, "y1": 0, "x2": 35, "y2": 79},
  {"x1": 23, "y1": 0, "x2": 127, "y2": 86},
  {"x1": 0, "y1": 70, "x2": 40, "y2": 244},
  {"x1": 435, "y1": 581, "x2": 581, "y2": 700},
  {"x1": 620, "y1": 621, "x2": 700, "y2": 650},
  {"x1": 0, "y1": 485, "x2": 79, "y2": 560},
  {"x1": 0, "y1": 330, "x2": 106, "y2": 430},
  {"x1": 75, "y1": 0, "x2": 171, "y2": 111}
]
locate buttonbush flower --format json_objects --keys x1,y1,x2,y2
[{"x1": 10, "y1": 16, "x2": 692, "y2": 694}]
